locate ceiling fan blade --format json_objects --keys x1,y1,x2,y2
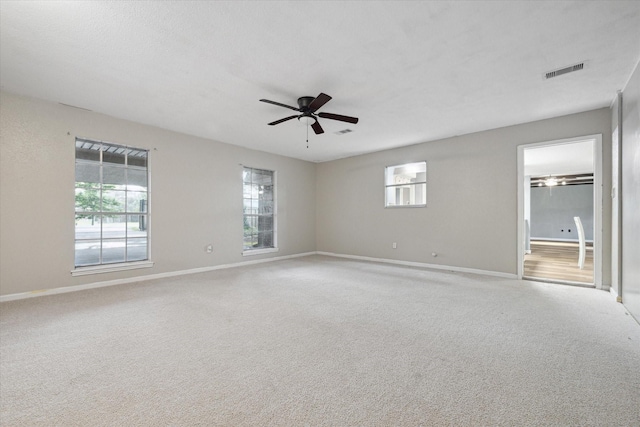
[
  {"x1": 308, "y1": 93, "x2": 332, "y2": 112},
  {"x1": 268, "y1": 115, "x2": 299, "y2": 126},
  {"x1": 318, "y1": 112, "x2": 359, "y2": 124},
  {"x1": 260, "y1": 99, "x2": 300, "y2": 111},
  {"x1": 311, "y1": 120, "x2": 324, "y2": 134}
]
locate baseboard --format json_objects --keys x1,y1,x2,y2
[
  {"x1": 609, "y1": 286, "x2": 622, "y2": 303},
  {"x1": 316, "y1": 252, "x2": 518, "y2": 279},
  {"x1": 1, "y1": 251, "x2": 519, "y2": 302},
  {"x1": 0, "y1": 252, "x2": 316, "y2": 302}
]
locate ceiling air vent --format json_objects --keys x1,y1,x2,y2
[{"x1": 545, "y1": 62, "x2": 584, "y2": 79}]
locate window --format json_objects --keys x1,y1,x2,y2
[
  {"x1": 385, "y1": 161, "x2": 427, "y2": 207},
  {"x1": 243, "y1": 167, "x2": 276, "y2": 255},
  {"x1": 74, "y1": 138, "x2": 149, "y2": 268}
]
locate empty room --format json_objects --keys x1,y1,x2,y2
[{"x1": 1, "y1": 1, "x2": 639, "y2": 426}]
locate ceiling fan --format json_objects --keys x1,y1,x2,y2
[{"x1": 259, "y1": 93, "x2": 358, "y2": 135}]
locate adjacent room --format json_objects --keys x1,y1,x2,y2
[
  {"x1": 522, "y1": 140, "x2": 596, "y2": 285},
  {"x1": 1, "y1": 1, "x2": 639, "y2": 425}
]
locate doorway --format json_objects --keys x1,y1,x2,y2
[{"x1": 517, "y1": 135, "x2": 603, "y2": 288}]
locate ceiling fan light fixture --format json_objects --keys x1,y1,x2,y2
[{"x1": 298, "y1": 115, "x2": 315, "y2": 126}]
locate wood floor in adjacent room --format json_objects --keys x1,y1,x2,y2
[{"x1": 524, "y1": 240, "x2": 594, "y2": 284}]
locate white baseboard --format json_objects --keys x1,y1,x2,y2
[
  {"x1": 316, "y1": 252, "x2": 518, "y2": 279},
  {"x1": 0, "y1": 252, "x2": 316, "y2": 302},
  {"x1": 1, "y1": 251, "x2": 519, "y2": 302},
  {"x1": 609, "y1": 286, "x2": 622, "y2": 303}
]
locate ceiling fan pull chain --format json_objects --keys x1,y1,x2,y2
[{"x1": 306, "y1": 123, "x2": 309, "y2": 148}]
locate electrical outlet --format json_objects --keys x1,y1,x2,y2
[
  {"x1": 206, "y1": 244, "x2": 213, "y2": 253},
  {"x1": 392, "y1": 242, "x2": 397, "y2": 249}
]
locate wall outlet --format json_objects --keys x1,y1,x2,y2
[
  {"x1": 206, "y1": 244, "x2": 213, "y2": 253},
  {"x1": 392, "y1": 242, "x2": 397, "y2": 249}
]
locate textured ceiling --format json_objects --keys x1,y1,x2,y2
[{"x1": 1, "y1": 1, "x2": 639, "y2": 162}]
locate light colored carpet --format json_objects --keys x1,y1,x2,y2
[{"x1": 1, "y1": 255, "x2": 639, "y2": 426}]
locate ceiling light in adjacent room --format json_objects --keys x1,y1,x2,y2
[{"x1": 544, "y1": 176, "x2": 558, "y2": 187}]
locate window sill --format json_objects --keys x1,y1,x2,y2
[
  {"x1": 242, "y1": 248, "x2": 279, "y2": 257},
  {"x1": 71, "y1": 260, "x2": 154, "y2": 277}
]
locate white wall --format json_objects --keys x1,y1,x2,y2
[
  {"x1": 611, "y1": 93, "x2": 623, "y2": 298},
  {"x1": 619, "y1": 61, "x2": 640, "y2": 321},
  {"x1": 316, "y1": 109, "x2": 612, "y2": 277},
  {"x1": 0, "y1": 92, "x2": 316, "y2": 296}
]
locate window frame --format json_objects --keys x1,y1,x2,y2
[
  {"x1": 384, "y1": 161, "x2": 427, "y2": 208},
  {"x1": 71, "y1": 138, "x2": 153, "y2": 276},
  {"x1": 242, "y1": 166, "x2": 278, "y2": 256}
]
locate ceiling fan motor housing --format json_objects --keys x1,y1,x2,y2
[
  {"x1": 298, "y1": 97, "x2": 318, "y2": 124},
  {"x1": 297, "y1": 96, "x2": 315, "y2": 111}
]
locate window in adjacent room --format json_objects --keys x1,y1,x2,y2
[
  {"x1": 385, "y1": 161, "x2": 427, "y2": 207},
  {"x1": 243, "y1": 166, "x2": 277, "y2": 255},
  {"x1": 74, "y1": 138, "x2": 149, "y2": 268}
]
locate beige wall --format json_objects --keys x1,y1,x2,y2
[
  {"x1": 0, "y1": 92, "x2": 316, "y2": 296},
  {"x1": 0, "y1": 90, "x2": 615, "y2": 297},
  {"x1": 316, "y1": 108, "x2": 612, "y2": 278}
]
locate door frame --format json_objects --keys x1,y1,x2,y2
[{"x1": 517, "y1": 134, "x2": 603, "y2": 288}]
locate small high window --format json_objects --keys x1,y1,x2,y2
[
  {"x1": 243, "y1": 167, "x2": 277, "y2": 255},
  {"x1": 385, "y1": 161, "x2": 427, "y2": 207}
]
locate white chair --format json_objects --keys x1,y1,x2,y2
[{"x1": 574, "y1": 216, "x2": 585, "y2": 269}]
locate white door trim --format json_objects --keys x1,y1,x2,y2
[{"x1": 517, "y1": 134, "x2": 603, "y2": 288}]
